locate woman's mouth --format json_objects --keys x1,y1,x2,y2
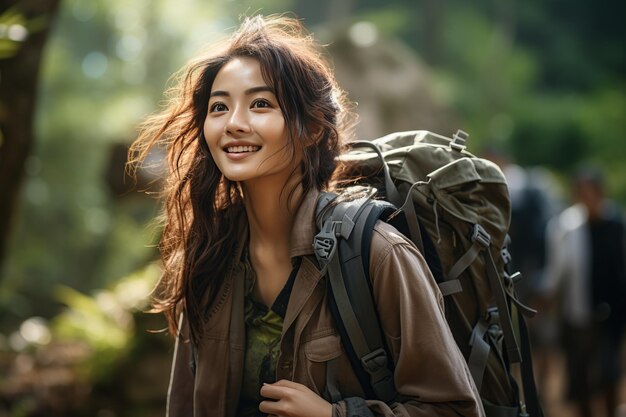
[{"x1": 225, "y1": 145, "x2": 261, "y2": 153}]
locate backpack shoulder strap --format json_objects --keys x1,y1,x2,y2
[{"x1": 314, "y1": 193, "x2": 397, "y2": 402}]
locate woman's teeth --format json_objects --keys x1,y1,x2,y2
[{"x1": 226, "y1": 145, "x2": 260, "y2": 153}]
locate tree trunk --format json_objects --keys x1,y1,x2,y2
[{"x1": 0, "y1": 0, "x2": 61, "y2": 275}]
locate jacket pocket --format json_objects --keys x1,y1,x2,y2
[{"x1": 303, "y1": 333, "x2": 343, "y2": 394}]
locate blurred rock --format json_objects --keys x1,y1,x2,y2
[{"x1": 325, "y1": 21, "x2": 458, "y2": 140}]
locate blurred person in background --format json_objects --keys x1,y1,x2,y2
[{"x1": 541, "y1": 166, "x2": 626, "y2": 417}]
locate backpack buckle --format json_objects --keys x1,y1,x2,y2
[
  {"x1": 450, "y1": 129, "x2": 469, "y2": 152},
  {"x1": 313, "y1": 220, "x2": 340, "y2": 261},
  {"x1": 505, "y1": 271, "x2": 523, "y2": 285},
  {"x1": 361, "y1": 347, "x2": 388, "y2": 374},
  {"x1": 501, "y1": 246, "x2": 512, "y2": 264},
  {"x1": 471, "y1": 224, "x2": 491, "y2": 248},
  {"x1": 361, "y1": 348, "x2": 396, "y2": 403},
  {"x1": 485, "y1": 306, "x2": 500, "y2": 324},
  {"x1": 485, "y1": 307, "x2": 504, "y2": 346}
]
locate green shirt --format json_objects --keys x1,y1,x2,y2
[{"x1": 236, "y1": 257, "x2": 300, "y2": 417}]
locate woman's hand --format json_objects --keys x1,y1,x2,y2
[{"x1": 259, "y1": 379, "x2": 333, "y2": 417}]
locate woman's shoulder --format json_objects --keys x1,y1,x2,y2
[
  {"x1": 368, "y1": 220, "x2": 431, "y2": 279},
  {"x1": 369, "y1": 216, "x2": 425, "y2": 260},
  {"x1": 367, "y1": 219, "x2": 446, "y2": 330},
  {"x1": 371, "y1": 220, "x2": 414, "y2": 248}
]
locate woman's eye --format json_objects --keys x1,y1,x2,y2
[
  {"x1": 252, "y1": 99, "x2": 271, "y2": 109},
  {"x1": 210, "y1": 103, "x2": 227, "y2": 112}
]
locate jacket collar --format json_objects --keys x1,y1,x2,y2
[{"x1": 288, "y1": 189, "x2": 321, "y2": 259}]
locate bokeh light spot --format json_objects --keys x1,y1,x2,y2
[
  {"x1": 82, "y1": 52, "x2": 109, "y2": 79},
  {"x1": 349, "y1": 21, "x2": 378, "y2": 48}
]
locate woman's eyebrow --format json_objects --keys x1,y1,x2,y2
[
  {"x1": 209, "y1": 85, "x2": 273, "y2": 98},
  {"x1": 244, "y1": 86, "x2": 273, "y2": 95}
]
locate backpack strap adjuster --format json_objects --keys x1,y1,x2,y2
[
  {"x1": 361, "y1": 348, "x2": 396, "y2": 401},
  {"x1": 445, "y1": 224, "x2": 491, "y2": 283},
  {"x1": 485, "y1": 306, "x2": 500, "y2": 324},
  {"x1": 361, "y1": 347, "x2": 388, "y2": 374},
  {"x1": 471, "y1": 224, "x2": 491, "y2": 248}
]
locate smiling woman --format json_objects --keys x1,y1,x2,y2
[
  {"x1": 204, "y1": 57, "x2": 297, "y2": 187},
  {"x1": 127, "y1": 14, "x2": 484, "y2": 417}
]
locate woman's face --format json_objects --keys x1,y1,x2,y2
[{"x1": 204, "y1": 57, "x2": 299, "y2": 187}]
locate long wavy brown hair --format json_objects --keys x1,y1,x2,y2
[{"x1": 128, "y1": 15, "x2": 355, "y2": 343}]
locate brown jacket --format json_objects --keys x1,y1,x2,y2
[{"x1": 166, "y1": 190, "x2": 485, "y2": 417}]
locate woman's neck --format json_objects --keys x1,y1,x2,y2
[
  {"x1": 242, "y1": 176, "x2": 304, "y2": 262},
  {"x1": 241, "y1": 176, "x2": 304, "y2": 306}
]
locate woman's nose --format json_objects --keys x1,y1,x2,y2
[{"x1": 225, "y1": 107, "x2": 251, "y2": 136}]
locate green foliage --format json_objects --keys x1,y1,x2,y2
[
  {"x1": 0, "y1": 7, "x2": 49, "y2": 59},
  {"x1": 349, "y1": 6, "x2": 412, "y2": 37},
  {"x1": 0, "y1": 8, "x2": 26, "y2": 58},
  {"x1": 431, "y1": 6, "x2": 540, "y2": 148},
  {"x1": 52, "y1": 262, "x2": 159, "y2": 381}
]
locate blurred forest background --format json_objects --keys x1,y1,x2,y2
[{"x1": 0, "y1": 0, "x2": 624, "y2": 416}]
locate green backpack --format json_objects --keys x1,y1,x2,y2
[{"x1": 314, "y1": 130, "x2": 543, "y2": 417}]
